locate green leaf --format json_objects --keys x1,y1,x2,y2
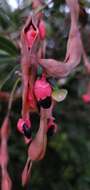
[
  {"x1": 0, "y1": 64, "x2": 19, "y2": 90},
  {"x1": 0, "y1": 7, "x2": 16, "y2": 30},
  {"x1": 0, "y1": 36, "x2": 19, "y2": 56},
  {"x1": 0, "y1": 55, "x2": 19, "y2": 65},
  {"x1": 52, "y1": 89, "x2": 68, "y2": 102}
]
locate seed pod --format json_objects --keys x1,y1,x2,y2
[
  {"x1": 23, "y1": 123, "x2": 32, "y2": 139},
  {"x1": 1, "y1": 170, "x2": 12, "y2": 190},
  {"x1": 39, "y1": 20, "x2": 46, "y2": 40},
  {"x1": 21, "y1": 15, "x2": 40, "y2": 53},
  {"x1": 34, "y1": 75, "x2": 52, "y2": 109},
  {"x1": 1, "y1": 116, "x2": 10, "y2": 140},
  {"x1": 17, "y1": 118, "x2": 32, "y2": 139},
  {"x1": 47, "y1": 118, "x2": 58, "y2": 137},
  {"x1": 26, "y1": 28, "x2": 37, "y2": 49},
  {"x1": 38, "y1": 96, "x2": 52, "y2": 109}
]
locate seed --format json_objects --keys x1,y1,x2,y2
[
  {"x1": 38, "y1": 96, "x2": 52, "y2": 109},
  {"x1": 23, "y1": 124, "x2": 32, "y2": 139}
]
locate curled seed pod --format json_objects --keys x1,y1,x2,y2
[
  {"x1": 47, "y1": 118, "x2": 58, "y2": 137},
  {"x1": 1, "y1": 170, "x2": 12, "y2": 190},
  {"x1": 34, "y1": 75, "x2": 52, "y2": 109},
  {"x1": 28, "y1": 108, "x2": 47, "y2": 161},
  {"x1": 17, "y1": 118, "x2": 32, "y2": 139},
  {"x1": 1, "y1": 116, "x2": 10, "y2": 140},
  {"x1": 0, "y1": 143, "x2": 9, "y2": 168},
  {"x1": 22, "y1": 158, "x2": 32, "y2": 187}
]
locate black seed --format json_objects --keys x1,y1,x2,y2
[
  {"x1": 39, "y1": 96, "x2": 52, "y2": 109},
  {"x1": 47, "y1": 125, "x2": 54, "y2": 137},
  {"x1": 23, "y1": 123, "x2": 32, "y2": 139}
]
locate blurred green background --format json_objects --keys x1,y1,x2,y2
[{"x1": 0, "y1": 0, "x2": 90, "y2": 190}]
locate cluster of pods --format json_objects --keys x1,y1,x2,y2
[
  {"x1": 18, "y1": 0, "x2": 59, "y2": 186},
  {"x1": 0, "y1": 0, "x2": 90, "y2": 189}
]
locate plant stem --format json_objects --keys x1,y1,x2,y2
[
  {"x1": 35, "y1": 0, "x2": 53, "y2": 14},
  {"x1": 7, "y1": 78, "x2": 20, "y2": 116}
]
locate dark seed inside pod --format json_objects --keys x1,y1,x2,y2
[
  {"x1": 47, "y1": 125, "x2": 54, "y2": 137},
  {"x1": 39, "y1": 96, "x2": 52, "y2": 109},
  {"x1": 23, "y1": 123, "x2": 32, "y2": 139}
]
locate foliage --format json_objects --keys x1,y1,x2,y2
[{"x1": 0, "y1": 0, "x2": 90, "y2": 190}]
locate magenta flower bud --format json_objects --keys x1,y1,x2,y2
[
  {"x1": 34, "y1": 75, "x2": 52, "y2": 109},
  {"x1": 17, "y1": 118, "x2": 32, "y2": 139}
]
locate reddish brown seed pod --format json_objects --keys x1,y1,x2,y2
[
  {"x1": 47, "y1": 118, "x2": 58, "y2": 137},
  {"x1": 1, "y1": 116, "x2": 10, "y2": 141},
  {"x1": 34, "y1": 74, "x2": 52, "y2": 109},
  {"x1": 27, "y1": 113, "x2": 47, "y2": 161},
  {"x1": 39, "y1": 0, "x2": 82, "y2": 78},
  {"x1": 39, "y1": 20, "x2": 46, "y2": 40},
  {"x1": 17, "y1": 118, "x2": 32, "y2": 140},
  {"x1": 22, "y1": 158, "x2": 32, "y2": 186},
  {"x1": 1, "y1": 170, "x2": 12, "y2": 190}
]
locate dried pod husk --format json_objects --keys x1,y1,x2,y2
[
  {"x1": 1, "y1": 116, "x2": 10, "y2": 141},
  {"x1": 1, "y1": 170, "x2": 12, "y2": 190},
  {"x1": 47, "y1": 118, "x2": 58, "y2": 137},
  {"x1": 22, "y1": 158, "x2": 32, "y2": 187},
  {"x1": 21, "y1": 15, "x2": 40, "y2": 54}
]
